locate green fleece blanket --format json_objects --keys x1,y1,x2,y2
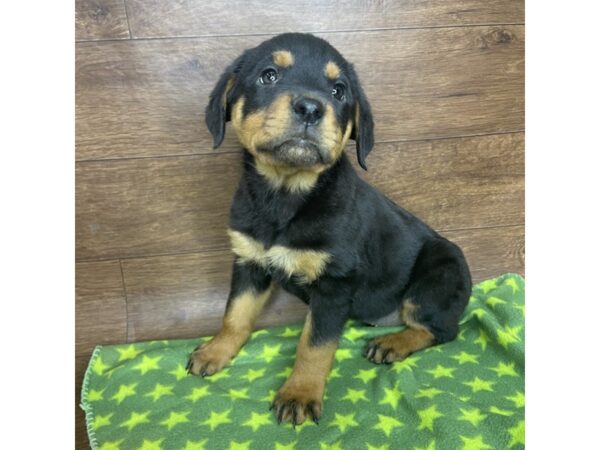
[{"x1": 81, "y1": 273, "x2": 524, "y2": 450}]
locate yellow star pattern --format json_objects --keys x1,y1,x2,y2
[
  {"x1": 417, "y1": 404, "x2": 443, "y2": 431},
  {"x1": 88, "y1": 388, "x2": 105, "y2": 402},
  {"x1": 391, "y1": 355, "x2": 421, "y2": 373},
  {"x1": 426, "y1": 365, "x2": 456, "y2": 379},
  {"x1": 186, "y1": 385, "x2": 211, "y2": 403},
  {"x1": 459, "y1": 435, "x2": 492, "y2": 450},
  {"x1": 228, "y1": 441, "x2": 251, "y2": 450},
  {"x1": 374, "y1": 414, "x2": 403, "y2": 437},
  {"x1": 334, "y1": 348, "x2": 353, "y2": 362},
  {"x1": 497, "y1": 325, "x2": 522, "y2": 349},
  {"x1": 93, "y1": 413, "x2": 113, "y2": 430},
  {"x1": 137, "y1": 439, "x2": 164, "y2": 450},
  {"x1": 416, "y1": 387, "x2": 443, "y2": 399},
  {"x1": 227, "y1": 387, "x2": 250, "y2": 401},
  {"x1": 111, "y1": 383, "x2": 138, "y2": 404},
  {"x1": 354, "y1": 368, "x2": 377, "y2": 384},
  {"x1": 463, "y1": 377, "x2": 495, "y2": 393},
  {"x1": 116, "y1": 345, "x2": 142, "y2": 362},
  {"x1": 489, "y1": 362, "x2": 519, "y2": 377},
  {"x1": 132, "y1": 355, "x2": 162, "y2": 375},
  {"x1": 328, "y1": 413, "x2": 359, "y2": 433},
  {"x1": 506, "y1": 391, "x2": 525, "y2": 408},
  {"x1": 120, "y1": 411, "x2": 151, "y2": 431},
  {"x1": 258, "y1": 344, "x2": 281, "y2": 363},
  {"x1": 181, "y1": 440, "x2": 208, "y2": 450},
  {"x1": 98, "y1": 440, "x2": 124, "y2": 450},
  {"x1": 415, "y1": 441, "x2": 436, "y2": 450},
  {"x1": 201, "y1": 409, "x2": 232, "y2": 430},
  {"x1": 474, "y1": 329, "x2": 489, "y2": 351},
  {"x1": 458, "y1": 408, "x2": 487, "y2": 426},
  {"x1": 507, "y1": 420, "x2": 525, "y2": 447},
  {"x1": 160, "y1": 411, "x2": 190, "y2": 430},
  {"x1": 92, "y1": 356, "x2": 109, "y2": 376},
  {"x1": 379, "y1": 384, "x2": 402, "y2": 410},
  {"x1": 275, "y1": 442, "x2": 296, "y2": 450},
  {"x1": 342, "y1": 387, "x2": 369, "y2": 404},
  {"x1": 241, "y1": 368, "x2": 266, "y2": 382},
  {"x1": 451, "y1": 351, "x2": 479, "y2": 365},
  {"x1": 242, "y1": 412, "x2": 272, "y2": 432},
  {"x1": 279, "y1": 327, "x2": 302, "y2": 337},
  {"x1": 145, "y1": 383, "x2": 174, "y2": 402},
  {"x1": 168, "y1": 364, "x2": 189, "y2": 381}
]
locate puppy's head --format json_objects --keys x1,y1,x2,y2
[{"x1": 206, "y1": 33, "x2": 374, "y2": 171}]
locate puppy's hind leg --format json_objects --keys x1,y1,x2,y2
[{"x1": 365, "y1": 237, "x2": 471, "y2": 364}]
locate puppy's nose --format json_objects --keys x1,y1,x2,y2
[{"x1": 293, "y1": 97, "x2": 323, "y2": 126}]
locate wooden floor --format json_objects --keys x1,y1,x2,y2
[{"x1": 75, "y1": 1, "x2": 524, "y2": 447}]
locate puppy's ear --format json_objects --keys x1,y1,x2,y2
[
  {"x1": 348, "y1": 66, "x2": 374, "y2": 170},
  {"x1": 205, "y1": 52, "x2": 247, "y2": 148}
]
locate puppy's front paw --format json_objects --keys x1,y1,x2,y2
[
  {"x1": 186, "y1": 339, "x2": 235, "y2": 377},
  {"x1": 271, "y1": 384, "x2": 322, "y2": 426}
]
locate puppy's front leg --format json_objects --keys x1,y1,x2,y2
[
  {"x1": 188, "y1": 260, "x2": 272, "y2": 376},
  {"x1": 272, "y1": 304, "x2": 347, "y2": 426}
]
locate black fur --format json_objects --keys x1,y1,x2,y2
[{"x1": 206, "y1": 33, "x2": 472, "y2": 351}]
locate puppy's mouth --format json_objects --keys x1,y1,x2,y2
[{"x1": 266, "y1": 138, "x2": 325, "y2": 167}]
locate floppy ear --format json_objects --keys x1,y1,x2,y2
[
  {"x1": 348, "y1": 66, "x2": 375, "y2": 170},
  {"x1": 205, "y1": 52, "x2": 247, "y2": 148}
]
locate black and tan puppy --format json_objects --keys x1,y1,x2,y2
[{"x1": 187, "y1": 33, "x2": 472, "y2": 426}]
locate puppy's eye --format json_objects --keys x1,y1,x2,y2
[
  {"x1": 332, "y1": 83, "x2": 346, "y2": 101},
  {"x1": 259, "y1": 68, "x2": 279, "y2": 85}
]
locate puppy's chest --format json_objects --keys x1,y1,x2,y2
[{"x1": 228, "y1": 229, "x2": 331, "y2": 284}]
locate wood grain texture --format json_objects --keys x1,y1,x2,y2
[
  {"x1": 76, "y1": 260, "x2": 128, "y2": 355},
  {"x1": 76, "y1": 132, "x2": 523, "y2": 261},
  {"x1": 76, "y1": 25, "x2": 523, "y2": 160},
  {"x1": 121, "y1": 252, "x2": 308, "y2": 342},
  {"x1": 120, "y1": 224, "x2": 522, "y2": 343},
  {"x1": 125, "y1": 0, "x2": 524, "y2": 38},
  {"x1": 76, "y1": 0, "x2": 130, "y2": 41}
]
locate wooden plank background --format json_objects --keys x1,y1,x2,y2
[{"x1": 75, "y1": 1, "x2": 524, "y2": 447}]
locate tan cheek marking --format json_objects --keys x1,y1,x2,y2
[
  {"x1": 273, "y1": 50, "x2": 294, "y2": 68},
  {"x1": 325, "y1": 61, "x2": 341, "y2": 80},
  {"x1": 228, "y1": 229, "x2": 331, "y2": 283}
]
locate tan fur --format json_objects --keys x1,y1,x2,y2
[
  {"x1": 324, "y1": 61, "x2": 341, "y2": 79},
  {"x1": 255, "y1": 161, "x2": 322, "y2": 193},
  {"x1": 222, "y1": 77, "x2": 235, "y2": 108},
  {"x1": 272, "y1": 50, "x2": 294, "y2": 68},
  {"x1": 371, "y1": 328, "x2": 435, "y2": 361},
  {"x1": 273, "y1": 312, "x2": 338, "y2": 424},
  {"x1": 188, "y1": 285, "x2": 274, "y2": 375},
  {"x1": 228, "y1": 229, "x2": 331, "y2": 284},
  {"x1": 401, "y1": 300, "x2": 431, "y2": 332}
]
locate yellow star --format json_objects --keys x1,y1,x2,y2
[
  {"x1": 463, "y1": 377, "x2": 495, "y2": 393},
  {"x1": 343, "y1": 327, "x2": 367, "y2": 341},
  {"x1": 98, "y1": 440, "x2": 124, "y2": 450},
  {"x1": 88, "y1": 388, "x2": 105, "y2": 401},
  {"x1": 169, "y1": 364, "x2": 189, "y2": 381},
  {"x1": 478, "y1": 279, "x2": 497, "y2": 294},
  {"x1": 229, "y1": 441, "x2": 251, "y2": 450},
  {"x1": 474, "y1": 329, "x2": 489, "y2": 351},
  {"x1": 342, "y1": 388, "x2": 368, "y2": 404},
  {"x1": 137, "y1": 439, "x2": 164, "y2": 450},
  {"x1": 93, "y1": 413, "x2": 113, "y2": 430},
  {"x1": 505, "y1": 277, "x2": 521, "y2": 293},
  {"x1": 201, "y1": 409, "x2": 232, "y2": 430},
  {"x1": 145, "y1": 383, "x2": 174, "y2": 402},
  {"x1": 320, "y1": 441, "x2": 342, "y2": 450},
  {"x1": 458, "y1": 408, "x2": 487, "y2": 426},
  {"x1": 354, "y1": 368, "x2": 377, "y2": 384},
  {"x1": 367, "y1": 445, "x2": 389, "y2": 450},
  {"x1": 252, "y1": 329, "x2": 269, "y2": 338},
  {"x1": 379, "y1": 384, "x2": 402, "y2": 410},
  {"x1": 92, "y1": 356, "x2": 109, "y2": 376},
  {"x1": 328, "y1": 413, "x2": 358, "y2": 433},
  {"x1": 489, "y1": 406, "x2": 513, "y2": 416},
  {"x1": 328, "y1": 367, "x2": 342, "y2": 379},
  {"x1": 120, "y1": 411, "x2": 151, "y2": 431},
  {"x1": 416, "y1": 387, "x2": 443, "y2": 399},
  {"x1": 497, "y1": 325, "x2": 522, "y2": 349},
  {"x1": 508, "y1": 420, "x2": 525, "y2": 447},
  {"x1": 181, "y1": 440, "x2": 208, "y2": 450},
  {"x1": 459, "y1": 435, "x2": 492, "y2": 450},
  {"x1": 275, "y1": 442, "x2": 296, "y2": 450},
  {"x1": 132, "y1": 355, "x2": 162, "y2": 375},
  {"x1": 258, "y1": 344, "x2": 281, "y2": 363},
  {"x1": 469, "y1": 308, "x2": 487, "y2": 319},
  {"x1": 426, "y1": 365, "x2": 456, "y2": 379},
  {"x1": 111, "y1": 383, "x2": 137, "y2": 404},
  {"x1": 417, "y1": 404, "x2": 443, "y2": 431},
  {"x1": 160, "y1": 411, "x2": 190, "y2": 430},
  {"x1": 242, "y1": 411, "x2": 272, "y2": 432},
  {"x1": 280, "y1": 327, "x2": 302, "y2": 337},
  {"x1": 260, "y1": 389, "x2": 277, "y2": 402},
  {"x1": 489, "y1": 362, "x2": 519, "y2": 377},
  {"x1": 186, "y1": 385, "x2": 210, "y2": 402},
  {"x1": 205, "y1": 368, "x2": 231, "y2": 382},
  {"x1": 486, "y1": 296, "x2": 507, "y2": 308},
  {"x1": 276, "y1": 367, "x2": 293, "y2": 378},
  {"x1": 335, "y1": 348, "x2": 353, "y2": 362},
  {"x1": 227, "y1": 388, "x2": 250, "y2": 401},
  {"x1": 242, "y1": 368, "x2": 266, "y2": 382},
  {"x1": 116, "y1": 345, "x2": 142, "y2": 361},
  {"x1": 391, "y1": 355, "x2": 421, "y2": 373},
  {"x1": 506, "y1": 391, "x2": 525, "y2": 408},
  {"x1": 373, "y1": 414, "x2": 403, "y2": 437},
  {"x1": 451, "y1": 351, "x2": 479, "y2": 365}
]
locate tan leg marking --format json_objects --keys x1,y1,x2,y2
[
  {"x1": 365, "y1": 301, "x2": 435, "y2": 364},
  {"x1": 188, "y1": 284, "x2": 273, "y2": 376},
  {"x1": 271, "y1": 312, "x2": 337, "y2": 425}
]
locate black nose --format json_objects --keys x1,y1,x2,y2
[{"x1": 293, "y1": 97, "x2": 323, "y2": 126}]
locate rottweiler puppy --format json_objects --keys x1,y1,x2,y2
[{"x1": 187, "y1": 33, "x2": 472, "y2": 426}]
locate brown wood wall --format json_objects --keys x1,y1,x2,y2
[{"x1": 75, "y1": 1, "x2": 524, "y2": 447}]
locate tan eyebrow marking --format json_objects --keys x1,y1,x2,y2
[
  {"x1": 272, "y1": 50, "x2": 294, "y2": 68},
  {"x1": 324, "y1": 61, "x2": 341, "y2": 79}
]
